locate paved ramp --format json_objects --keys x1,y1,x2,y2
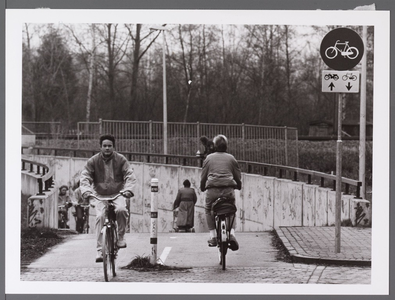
[
  {"x1": 28, "y1": 232, "x2": 279, "y2": 269},
  {"x1": 22, "y1": 231, "x2": 371, "y2": 285}
]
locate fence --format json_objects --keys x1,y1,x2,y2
[
  {"x1": 76, "y1": 120, "x2": 299, "y2": 167},
  {"x1": 22, "y1": 120, "x2": 299, "y2": 167},
  {"x1": 22, "y1": 122, "x2": 61, "y2": 139}
]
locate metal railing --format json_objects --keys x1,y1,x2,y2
[
  {"x1": 21, "y1": 158, "x2": 55, "y2": 195},
  {"x1": 22, "y1": 146, "x2": 362, "y2": 198},
  {"x1": 76, "y1": 119, "x2": 299, "y2": 167}
]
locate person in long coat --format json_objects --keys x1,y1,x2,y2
[{"x1": 173, "y1": 179, "x2": 197, "y2": 232}]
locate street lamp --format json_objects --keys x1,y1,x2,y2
[{"x1": 150, "y1": 25, "x2": 169, "y2": 155}]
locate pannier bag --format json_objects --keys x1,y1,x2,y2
[{"x1": 211, "y1": 197, "x2": 237, "y2": 216}]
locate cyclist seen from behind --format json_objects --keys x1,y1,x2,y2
[
  {"x1": 80, "y1": 134, "x2": 137, "y2": 262},
  {"x1": 200, "y1": 134, "x2": 242, "y2": 250}
]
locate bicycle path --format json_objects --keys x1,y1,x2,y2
[{"x1": 20, "y1": 230, "x2": 371, "y2": 284}]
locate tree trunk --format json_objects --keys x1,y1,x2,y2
[
  {"x1": 130, "y1": 24, "x2": 142, "y2": 120},
  {"x1": 86, "y1": 24, "x2": 96, "y2": 122}
]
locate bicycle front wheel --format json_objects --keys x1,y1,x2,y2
[
  {"x1": 110, "y1": 226, "x2": 117, "y2": 277},
  {"x1": 102, "y1": 227, "x2": 116, "y2": 281}
]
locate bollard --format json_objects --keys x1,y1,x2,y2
[{"x1": 150, "y1": 178, "x2": 159, "y2": 265}]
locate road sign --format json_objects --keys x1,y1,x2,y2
[
  {"x1": 320, "y1": 28, "x2": 364, "y2": 71},
  {"x1": 322, "y1": 70, "x2": 360, "y2": 93}
]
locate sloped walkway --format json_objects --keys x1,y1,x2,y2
[{"x1": 275, "y1": 226, "x2": 371, "y2": 266}]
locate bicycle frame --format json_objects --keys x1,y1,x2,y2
[
  {"x1": 88, "y1": 193, "x2": 123, "y2": 282},
  {"x1": 333, "y1": 40, "x2": 351, "y2": 53},
  {"x1": 74, "y1": 204, "x2": 90, "y2": 233}
]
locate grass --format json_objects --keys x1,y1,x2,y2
[
  {"x1": 121, "y1": 255, "x2": 191, "y2": 272},
  {"x1": 20, "y1": 193, "x2": 77, "y2": 268},
  {"x1": 21, "y1": 227, "x2": 76, "y2": 268},
  {"x1": 270, "y1": 230, "x2": 293, "y2": 263}
]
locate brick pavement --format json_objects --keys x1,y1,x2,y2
[
  {"x1": 20, "y1": 264, "x2": 371, "y2": 284},
  {"x1": 275, "y1": 226, "x2": 371, "y2": 265}
]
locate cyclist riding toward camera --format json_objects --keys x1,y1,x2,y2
[
  {"x1": 58, "y1": 185, "x2": 73, "y2": 229},
  {"x1": 80, "y1": 134, "x2": 137, "y2": 263},
  {"x1": 200, "y1": 134, "x2": 242, "y2": 250}
]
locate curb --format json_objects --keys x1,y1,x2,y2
[
  {"x1": 291, "y1": 254, "x2": 371, "y2": 267},
  {"x1": 274, "y1": 227, "x2": 371, "y2": 267}
]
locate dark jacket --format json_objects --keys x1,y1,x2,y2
[{"x1": 173, "y1": 187, "x2": 197, "y2": 209}]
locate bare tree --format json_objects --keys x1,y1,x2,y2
[
  {"x1": 65, "y1": 24, "x2": 99, "y2": 122},
  {"x1": 125, "y1": 24, "x2": 161, "y2": 120},
  {"x1": 96, "y1": 24, "x2": 130, "y2": 118}
]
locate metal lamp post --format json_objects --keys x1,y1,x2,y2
[{"x1": 150, "y1": 25, "x2": 168, "y2": 155}]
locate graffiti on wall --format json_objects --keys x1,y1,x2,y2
[
  {"x1": 28, "y1": 198, "x2": 44, "y2": 227},
  {"x1": 355, "y1": 202, "x2": 368, "y2": 225}
]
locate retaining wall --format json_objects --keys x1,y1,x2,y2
[{"x1": 22, "y1": 154, "x2": 371, "y2": 232}]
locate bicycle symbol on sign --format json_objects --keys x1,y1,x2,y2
[
  {"x1": 342, "y1": 73, "x2": 357, "y2": 81},
  {"x1": 325, "y1": 40, "x2": 359, "y2": 60},
  {"x1": 324, "y1": 73, "x2": 339, "y2": 81}
]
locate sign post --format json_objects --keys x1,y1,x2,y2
[
  {"x1": 335, "y1": 94, "x2": 343, "y2": 253},
  {"x1": 320, "y1": 27, "x2": 364, "y2": 253}
]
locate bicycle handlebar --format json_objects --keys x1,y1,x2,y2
[
  {"x1": 77, "y1": 204, "x2": 91, "y2": 208},
  {"x1": 87, "y1": 191, "x2": 134, "y2": 202}
]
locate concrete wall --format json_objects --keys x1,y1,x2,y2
[{"x1": 22, "y1": 154, "x2": 371, "y2": 232}]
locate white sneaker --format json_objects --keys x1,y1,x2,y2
[{"x1": 117, "y1": 237, "x2": 127, "y2": 248}]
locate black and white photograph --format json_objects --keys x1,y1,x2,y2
[{"x1": 6, "y1": 6, "x2": 390, "y2": 296}]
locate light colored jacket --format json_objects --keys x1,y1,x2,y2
[
  {"x1": 200, "y1": 152, "x2": 242, "y2": 191},
  {"x1": 80, "y1": 151, "x2": 136, "y2": 196}
]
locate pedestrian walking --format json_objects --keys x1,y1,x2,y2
[{"x1": 173, "y1": 179, "x2": 197, "y2": 232}]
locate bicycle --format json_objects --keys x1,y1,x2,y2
[
  {"x1": 325, "y1": 40, "x2": 359, "y2": 60},
  {"x1": 74, "y1": 204, "x2": 91, "y2": 234},
  {"x1": 58, "y1": 205, "x2": 68, "y2": 229},
  {"x1": 211, "y1": 197, "x2": 237, "y2": 270},
  {"x1": 324, "y1": 73, "x2": 339, "y2": 81},
  {"x1": 88, "y1": 192, "x2": 133, "y2": 282},
  {"x1": 342, "y1": 73, "x2": 358, "y2": 81},
  {"x1": 58, "y1": 202, "x2": 72, "y2": 229}
]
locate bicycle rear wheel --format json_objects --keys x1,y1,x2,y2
[
  {"x1": 83, "y1": 216, "x2": 89, "y2": 234},
  {"x1": 220, "y1": 241, "x2": 227, "y2": 270}
]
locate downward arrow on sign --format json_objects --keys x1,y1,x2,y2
[{"x1": 346, "y1": 82, "x2": 352, "y2": 91}]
